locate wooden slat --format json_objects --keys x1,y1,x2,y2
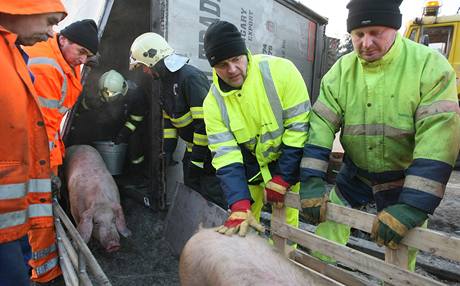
[
  {"x1": 271, "y1": 219, "x2": 445, "y2": 286},
  {"x1": 53, "y1": 202, "x2": 112, "y2": 286},
  {"x1": 271, "y1": 206, "x2": 287, "y2": 255},
  {"x1": 55, "y1": 220, "x2": 78, "y2": 269},
  {"x1": 385, "y1": 246, "x2": 408, "y2": 269},
  {"x1": 285, "y1": 192, "x2": 460, "y2": 262},
  {"x1": 290, "y1": 250, "x2": 368, "y2": 286},
  {"x1": 290, "y1": 259, "x2": 346, "y2": 286},
  {"x1": 56, "y1": 233, "x2": 78, "y2": 286}
]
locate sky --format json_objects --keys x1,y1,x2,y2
[{"x1": 300, "y1": 0, "x2": 460, "y2": 39}]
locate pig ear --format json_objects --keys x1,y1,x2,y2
[
  {"x1": 112, "y1": 204, "x2": 132, "y2": 238},
  {"x1": 77, "y1": 208, "x2": 95, "y2": 243}
]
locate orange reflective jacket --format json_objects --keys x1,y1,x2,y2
[
  {"x1": 25, "y1": 34, "x2": 82, "y2": 170},
  {"x1": 24, "y1": 34, "x2": 82, "y2": 282},
  {"x1": 0, "y1": 27, "x2": 52, "y2": 243}
]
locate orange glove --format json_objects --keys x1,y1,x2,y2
[{"x1": 216, "y1": 200, "x2": 265, "y2": 236}]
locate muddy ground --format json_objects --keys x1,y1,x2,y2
[
  {"x1": 84, "y1": 171, "x2": 460, "y2": 286},
  {"x1": 88, "y1": 197, "x2": 180, "y2": 286}
]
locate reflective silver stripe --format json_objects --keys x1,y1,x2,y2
[
  {"x1": 259, "y1": 61, "x2": 284, "y2": 143},
  {"x1": 29, "y1": 57, "x2": 68, "y2": 114},
  {"x1": 35, "y1": 256, "x2": 58, "y2": 276},
  {"x1": 283, "y1": 100, "x2": 311, "y2": 119},
  {"x1": 208, "y1": 131, "x2": 234, "y2": 145},
  {"x1": 343, "y1": 124, "x2": 413, "y2": 137},
  {"x1": 372, "y1": 179, "x2": 404, "y2": 194},
  {"x1": 415, "y1": 100, "x2": 460, "y2": 121},
  {"x1": 285, "y1": 122, "x2": 309, "y2": 132},
  {"x1": 170, "y1": 112, "x2": 193, "y2": 127},
  {"x1": 300, "y1": 157, "x2": 329, "y2": 173},
  {"x1": 0, "y1": 210, "x2": 27, "y2": 229},
  {"x1": 132, "y1": 156, "x2": 144, "y2": 164},
  {"x1": 32, "y1": 243, "x2": 57, "y2": 260},
  {"x1": 313, "y1": 101, "x2": 342, "y2": 128},
  {"x1": 130, "y1": 114, "x2": 144, "y2": 121},
  {"x1": 211, "y1": 85, "x2": 230, "y2": 128},
  {"x1": 0, "y1": 179, "x2": 51, "y2": 200},
  {"x1": 262, "y1": 144, "x2": 281, "y2": 157},
  {"x1": 29, "y1": 204, "x2": 53, "y2": 218},
  {"x1": 404, "y1": 175, "x2": 445, "y2": 198},
  {"x1": 0, "y1": 197, "x2": 52, "y2": 229},
  {"x1": 260, "y1": 128, "x2": 284, "y2": 144},
  {"x1": 214, "y1": 146, "x2": 240, "y2": 158}
]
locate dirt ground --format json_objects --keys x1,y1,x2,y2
[
  {"x1": 83, "y1": 171, "x2": 460, "y2": 286},
  {"x1": 88, "y1": 196, "x2": 180, "y2": 286}
]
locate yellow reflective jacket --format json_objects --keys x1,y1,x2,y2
[
  {"x1": 301, "y1": 33, "x2": 460, "y2": 213},
  {"x1": 204, "y1": 52, "x2": 310, "y2": 205}
]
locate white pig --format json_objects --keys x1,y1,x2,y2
[
  {"x1": 179, "y1": 228, "x2": 316, "y2": 286},
  {"x1": 65, "y1": 145, "x2": 131, "y2": 252}
]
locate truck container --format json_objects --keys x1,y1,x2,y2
[{"x1": 64, "y1": 0, "x2": 328, "y2": 209}]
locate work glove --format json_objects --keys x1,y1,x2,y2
[
  {"x1": 299, "y1": 177, "x2": 329, "y2": 225},
  {"x1": 264, "y1": 175, "x2": 290, "y2": 208},
  {"x1": 216, "y1": 199, "x2": 265, "y2": 237},
  {"x1": 371, "y1": 203, "x2": 427, "y2": 249},
  {"x1": 113, "y1": 128, "x2": 130, "y2": 145}
]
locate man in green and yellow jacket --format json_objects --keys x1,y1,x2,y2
[
  {"x1": 203, "y1": 21, "x2": 310, "y2": 236},
  {"x1": 300, "y1": 0, "x2": 460, "y2": 270}
]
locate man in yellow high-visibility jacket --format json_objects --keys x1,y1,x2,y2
[
  {"x1": 299, "y1": 0, "x2": 460, "y2": 270},
  {"x1": 203, "y1": 21, "x2": 310, "y2": 236}
]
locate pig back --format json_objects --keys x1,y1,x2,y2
[
  {"x1": 180, "y1": 229, "x2": 315, "y2": 286},
  {"x1": 65, "y1": 145, "x2": 121, "y2": 221}
]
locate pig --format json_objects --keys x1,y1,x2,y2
[
  {"x1": 65, "y1": 145, "x2": 131, "y2": 252},
  {"x1": 179, "y1": 228, "x2": 316, "y2": 286}
]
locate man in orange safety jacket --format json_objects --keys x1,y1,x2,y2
[
  {"x1": 24, "y1": 19, "x2": 98, "y2": 283},
  {"x1": 0, "y1": 1, "x2": 66, "y2": 285}
]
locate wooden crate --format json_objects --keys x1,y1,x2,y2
[{"x1": 270, "y1": 192, "x2": 460, "y2": 286}]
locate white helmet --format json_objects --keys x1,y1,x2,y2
[
  {"x1": 98, "y1": 70, "x2": 128, "y2": 102},
  {"x1": 129, "y1": 32, "x2": 174, "y2": 70}
]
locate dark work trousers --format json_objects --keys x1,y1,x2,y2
[
  {"x1": 182, "y1": 151, "x2": 228, "y2": 210},
  {"x1": 0, "y1": 236, "x2": 30, "y2": 286},
  {"x1": 127, "y1": 122, "x2": 146, "y2": 166}
]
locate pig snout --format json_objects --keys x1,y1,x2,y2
[
  {"x1": 105, "y1": 241, "x2": 121, "y2": 253},
  {"x1": 97, "y1": 227, "x2": 121, "y2": 253}
]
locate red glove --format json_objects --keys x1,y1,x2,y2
[
  {"x1": 216, "y1": 199, "x2": 264, "y2": 236},
  {"x1": 264, "y1": 175, "x2": 290, "y2": 208}
]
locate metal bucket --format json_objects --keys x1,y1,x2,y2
[{"x1": 92, "y1": 141, "x2": 128, "y2": 175}]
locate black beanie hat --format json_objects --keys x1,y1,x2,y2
[
  {"x1": 204, "y1": 21, "x2": 247, "y2": 67},
  {"x1": 60, "y1": 19, "x2": 99, "y2": 54},
  {"x1": 346, "y1": 0, "x2": 403, "y2": 33}
]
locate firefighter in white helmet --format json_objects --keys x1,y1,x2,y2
[
  {"x1": 129, "y1": 32, "x2": 227, "y2": 209},
  {"x1": 98, "y1": 69, "x2": 150, "y2": 186}
]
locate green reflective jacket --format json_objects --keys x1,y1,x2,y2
[
  {"x1": 204, "y1": 53, "x2": 310, "y2": 205},
  {"x1": 302, "y1": 33, "x2": 460, "y2": 213}
]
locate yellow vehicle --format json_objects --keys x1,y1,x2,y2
[{"x1": 404, "y1": 1, "x2": 460, "y2": 167}]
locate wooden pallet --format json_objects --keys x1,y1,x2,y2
[{"x1": 270, "y1": 192, "x2": 460, "y2": 286}]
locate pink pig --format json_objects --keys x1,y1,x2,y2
[{"x1": 65, "y1": 145, "x2": 131, "y2": 252}]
